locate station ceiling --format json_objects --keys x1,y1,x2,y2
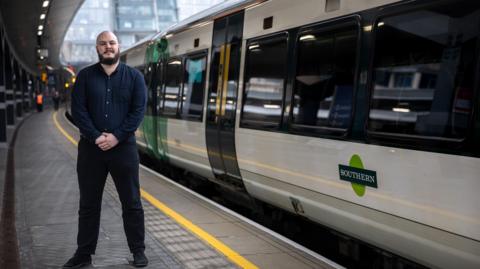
[{"x1": 0, "y1": 0, "x2": 84, "y2": 75}]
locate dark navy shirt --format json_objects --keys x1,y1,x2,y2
[{"x1": 72, "y1": 62, "x2": 146, "y2": 144}]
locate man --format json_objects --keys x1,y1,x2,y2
[
  {"x1": 64, "y1": 31, "x2": 148, "y2": 268},
  {"x1": 52, "y1": 90, "x2": 60, "y2": 111},
  {"x1": 36, "y1": 91, "x2": 43, "y2": 112}
]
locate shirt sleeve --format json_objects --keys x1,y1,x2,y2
[
  {"x1": 71, "y1": 70, "x2": 102, "y2": 143},
  {"x1": 113, "y1": 70, "x2": 147, "y2": 142}
]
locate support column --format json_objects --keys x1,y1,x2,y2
[
  {"x1": 32, "y1": 77, "x2": 38, "y2": 111},
  {"x1": 13, "y1": 60, "x2": 22, "y2": 118},
  {"x1": 0, "y1": 28, "x2": 7, "y2": 142},
  {"x1": 4, "y1": 43, "x2": 15, "y2": 126},
  {"x1": 22, "y1": 69, "x2": 29, "y2": 113},
  {"x1": 29, "y1": 75, "x2": 35, "y2": 111}
]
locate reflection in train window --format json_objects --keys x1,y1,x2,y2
[
  {"x1": 180, "y1": 54, "x2": 206, "y2": 121},
  {"x1": 241, "y1": 34, "x2": 288, "y2": 127},
  {"x1": 393, "y1": 73, "x2": 414, "y2": 88},
  {"x1": 155, "y1": 62, "x2": 165, "y2": 113},
  {"x1": 292, "y1": 25, "x2": 358, "y2": 131},
  {"x1": 163, "y1": 58, "x2": 182, "y2": 116},
  {"x1": 369, "y1": 2, "x2": 479, "y2": 140},
  {"x1": 145, "y1": 63, "x2": 156, "y2": 116}
]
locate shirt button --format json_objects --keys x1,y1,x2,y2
[
  {"x1": 107, "y1": 89, "x2": 111, "y2": 92},
  {"x1": 105, "y1": 114, "x2": 108, "y2": 118},
  {"x1": 106, "y1": 101, "x2": 109, "y2": 104}
]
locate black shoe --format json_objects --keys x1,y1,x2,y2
[
  {"x1": 132, "y1": 251, "x2": 148, "y2": 267},
  {"x1": 62, "y1": 254, "x2": 92, "y2": 268}
]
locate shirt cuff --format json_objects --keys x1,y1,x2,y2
[
  {"x1": 87, "y1": 130, "x2": 103, "y2": 144},
  {"x1": 112, "y1": 129, "x2": 127, "y2": 142}
]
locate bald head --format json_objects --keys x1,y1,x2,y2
[{"x1": 96, "y1": 31, "x2": 118, "y2": 44}]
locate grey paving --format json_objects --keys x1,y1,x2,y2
[
  {"x1": 14, "y1": 110, "x2": 181, "y2": 268},
  {"x1": 10, "y1": 108, "x2": 338, "y2": 269}
]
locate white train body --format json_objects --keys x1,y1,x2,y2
[{"x1": 121, "y1": 0, "x2": 480, "y2": 268}]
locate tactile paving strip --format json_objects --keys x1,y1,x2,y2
[
  {"x1": 102, "y1": 178, "x2": 182, "y2": 269},
  {"x1": 104, "y1": 178, "x2": 239, "y2": 269}
]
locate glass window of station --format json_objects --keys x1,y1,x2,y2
[{"x1": 368, "y1": 1, "x2": 479, "y2": 141}]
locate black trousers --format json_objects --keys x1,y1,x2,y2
[{"x1": 76, "y1": 138, "x2": 145, "y2": 255}]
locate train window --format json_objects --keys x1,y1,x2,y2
[
  {"x1": 145, "y1": 63, "x2": 156, "y2": 116},
  {"x1": 144, "y1": 64, "x2": 152, "y2": 85},
  {"x1": 162, "y1": 58, "x2": 182, "y2": 116},
  {"x1": 241, "y1": 34, "x2": 288, "y2": 128},
  {"x1": 180, "y1": 53, "x2": 207, "y2": 121},
  {"x1": 291, "y1": 24, "x2": 358, "y2": 133},
  {"x1": 368, "y1": 2, "x2": 479, "y2": 141},
  {"x1": 155, "y1": 61, "x2": 165, "y2": 113}
]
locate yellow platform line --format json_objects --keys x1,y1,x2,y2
[
  {"x1": 52, "y1": 112, "x2": 259, "y2": 269},
  {"x1": 53, "y1": 112, "x2": 78, "y2": 146}
]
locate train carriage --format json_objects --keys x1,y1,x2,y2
[{"x1": 121, "y1": 0, "x2": 480, "y2": 268}]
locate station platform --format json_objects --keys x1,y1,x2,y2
[{"x1": 1, "y1": 108, "x2": 342, "y2": 269}]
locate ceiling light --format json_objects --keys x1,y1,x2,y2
[
  {"x1": 363, "y1": 25, "x2": 373, "y2": 32},
  {"x1": 40, "y1": 14, "x2": 46, "y2": 20},
  {"x1": 42, "y1": 1, "x2": 50, "y2": 8},
  {"x1": 299, "y1": 35, "x2": 316, "y2": 41},
  {"x1": 264, "y1": 104, "x2": 280, "y2": 109},
  {"x1": 392, "y1": 107, "x2": 410, "y2": 113}
]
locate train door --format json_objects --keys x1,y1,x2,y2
[
  {"x1": 144, "y1": 62, "x2": 158, "y2": 157},
  {"x1": 155, "y1": 59, "x2": 169, "y2": 162},
  {"x1": 205, "y1": 12, "x2": 245, "y2": 190},
  {"x1": 135, "y1": 65, "x2": 148, "y2": 148}
]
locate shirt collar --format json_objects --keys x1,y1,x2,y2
[{"x1": 96, "y1": 61, "x2": 122, "y2": 76}]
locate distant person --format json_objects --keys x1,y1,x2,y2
[
  {"x1": 52, "y1": 90, "x2": 60, "y2": 111},
  {"x1": 36, "y1": 91, "x2": 43, "y2": 112},
  {"x1": 64, "y1": 31, "x2": 147, "y2": 268}
]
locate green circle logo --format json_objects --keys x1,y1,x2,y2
[{"x1": 349, "y1": 154, "x2": 366, "y2": 197}]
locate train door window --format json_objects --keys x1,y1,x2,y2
[
  {"x1": 368, "y1": 1, "x2": 480, "y2": 142},
  {"x1": 241, "y1": 34, "x2": 288, "y2": 129},
  {"x1": 144, "y1": 64, "x2": 152, "y2": 85},
  {"x1": 180, "y1": 52, "x2": 207, "y2": 121},
  {"x1": 291, "y1": 23, "x2": 358, "y2": 134},
  {"x1": 155, "y1": 61, "x2": 165, "y2": 114},
  {"x1": 146, "y1": 63, "x2": 156, "y2": 116},
  {"x1": 162, "y1": 58, "x2": 182, "y2": 116}
]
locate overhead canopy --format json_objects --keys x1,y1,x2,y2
[{"x1": 0, "y1": 0, "x2": 85, "y2": 75}]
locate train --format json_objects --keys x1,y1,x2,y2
[{"x1": 118, "y1": 0, "x2": 480, "y2": 268}]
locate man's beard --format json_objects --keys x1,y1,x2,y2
[{"x1": 98, "y1": 50, "x2": 120, "y2": 65}]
